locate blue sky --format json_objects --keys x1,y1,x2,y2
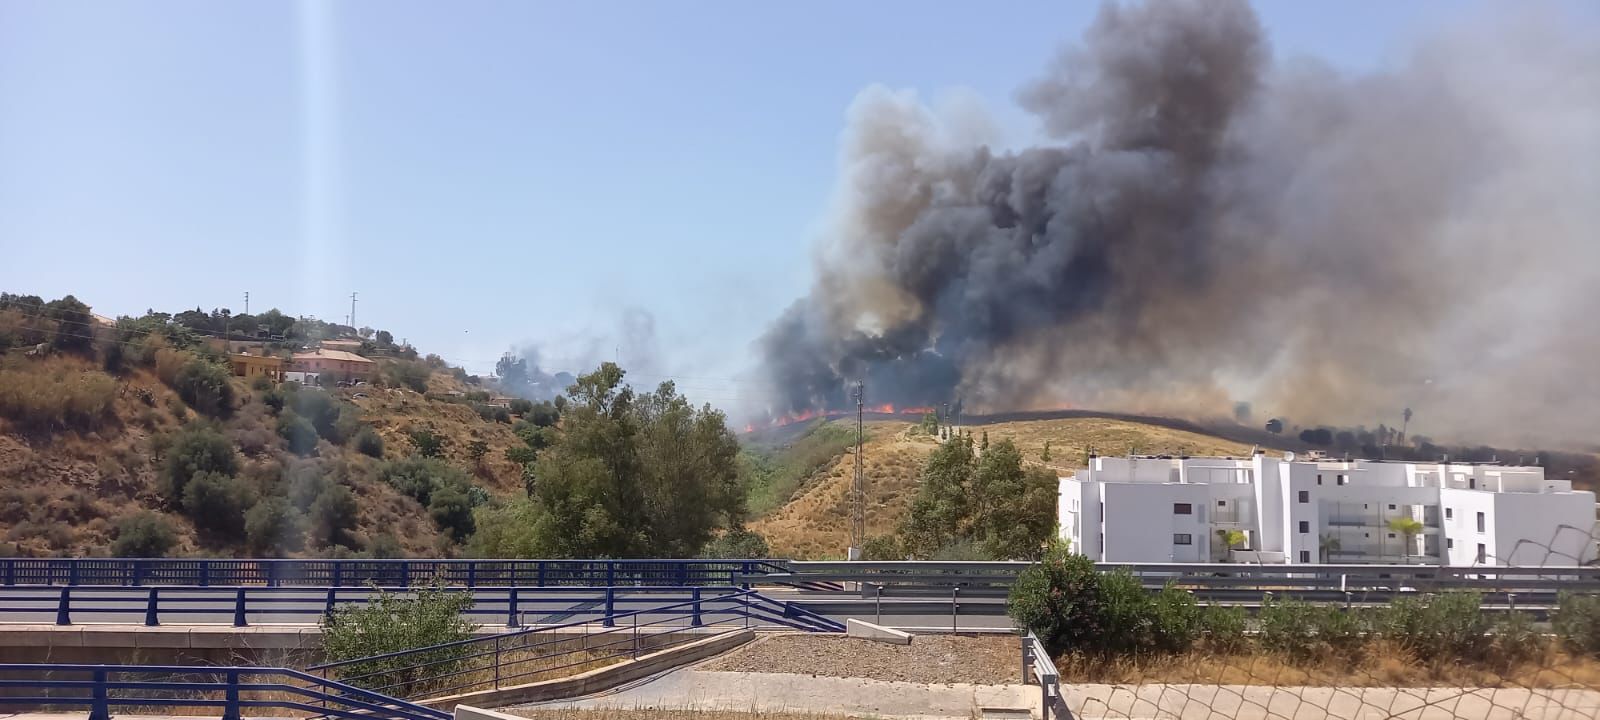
[{"x1": 0, "y1": 0, "x2": 1464, "y2": 404}]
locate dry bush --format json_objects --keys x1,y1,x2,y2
[{"x1": 0, "y1": 364, "x2": 117, "y2": 433}]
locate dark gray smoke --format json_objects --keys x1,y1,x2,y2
[{"x1": 758, "y1": 0, "x2": 1600, "y2": 445}]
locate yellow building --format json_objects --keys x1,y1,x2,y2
[{"x1": 229, "y1": 352, "x2": 285, "y2": 382}]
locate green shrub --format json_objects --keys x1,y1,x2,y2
[
  {"x1": 277, "y1": 410, "x2": 319, "y2": 456},
  {"x1": 245, "y1": 497, "x2": 304, "y2": 555},
  {"x1": 701, "y1": 527, "x2": 772, "y2": 559},
  {"x1": 859, "y1": 534, "x2": 902, "y2": 561},
  {"x1": 354, "y1": 427, "x2": 385, "y2": 458},
  {"x1": 0, "y1": 366, "x2": 117, "y2": 433},
  {"x1": 160, "y1": 424, "x2": 239, "y2": 504},
  {"x1": 1197, "y1": 604, "x2": 1248, "y2": 654},
  {"x1": 171, "y1": 356, "x2": 234, "y2": 418},
  {"x1": 387, "y1": 361, "x2": 432, "y2": 393},
  {"x1": 1493, "y1": 611, "x2": 1547, "y2": 668},
  {"x1": 1008, "y1": 547, "x2": 1109, "y2": 657},
  {"x1": 381, "y1": 456, "x2": 469, "y2": 506},
  {"x1": 1148, "y1": 583, "x2": 1203, "y2": 655},
  {"x1": 181, "y1": 471, "x2": 253, "y2": 539},
  {"x1": 308, "y1": 485, "x2": 359, "y2": 548},
  {"x1": 1376, "y1": 592, "x2": 1491, "y2": 663},
  {"x1": 111, "y1": 511, "x2": 178, "y2": 557},
  {"x1": 408, "y1": 427, "x2": 445, "y2": 458},
  {"x1": 508, "y1": 398, "x2": 533, "y2": 415},
  {"x1": 321, "y1": 584, "x2": 476, "y2": 695},
  {"x1": 1554, "y1": 592, "x2": 1600, "y2": 657},
  {"x1": 1257, "y1": 597, "x2": 1323, "y2": 661},
  {"x1": 249, "y1": 375, "x2": 273, "y2": 392},
  {"x1": 427, "y1": 485, "x2": 476, "y2": 541}
]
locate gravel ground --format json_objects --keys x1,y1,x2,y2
[{"x1": 698, "y1": 633, "x2": 1021, "y2": 685}]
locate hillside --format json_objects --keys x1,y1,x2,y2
[
  {"x1": 748, "y1": 416, "x2": 1273, "y2": 559},
  {"x1": 0, "y1": 351, "x2": 528, "y2": 558}
]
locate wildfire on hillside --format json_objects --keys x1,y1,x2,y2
[{"x1": 740, "y1": 404, "x2": 941, "y2": 433}]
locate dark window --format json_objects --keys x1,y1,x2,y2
[
  {"x1": 1469, "y1": 478, "x2": 1477, "y2": 489},
  {"x1": 1447, "y1": 539, "x2": 1454, "y2": 549},
  {"x1": 1298, "y1": 521, "x2": 1310, "y2": 534},
  {"x1": 1217, "y1": 500, "x2": 1227, "y2": 507},
  {"x1": 1476, "y1": 512, "x2": 1485, "y2": 533},
  {"x1": 1299, "y1": 550, "x2": 1311, "y2": 563},
  {"x1": 1363, "y1": 504, "x2": 1369, "y2": 509},
  {"x1": 1476, "y1": 543, "x2": 1487, "y2": 563},
  {"x1": 1317, "y1": 474, "x2": 1323, "y2": 485},
  {"x1": 1388, "y1": 504, "x2": 1396, "y2": 510},
  {"x1": 1173, "y1": 534, "x2": 1192, "y2": 545},
  {"x1": 1173, "y1": 503, "x2": 1193, "y2": 515},
  {"x1": 1446, "y1": 508, "x2": 1453, "y2": 520},
  {"x1": 1388, "y1": 533, "x2": 1396, "y2": 539},
  {"x1": 1297, "y1": 491, "x2": 1309, "y2": 504},
  {"x1": 1337, "y1": 474, "x2": 1346, "y2": 485}
]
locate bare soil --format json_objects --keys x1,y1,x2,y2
[{"x1": 698, "y1": 633, "x2": 1021, "y2": 685}]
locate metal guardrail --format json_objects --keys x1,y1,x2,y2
[
  {"x1": 0, "y1": 585, "x2": 847, "y2": 628},
  {"x1": 1022, "y1": 631, "x2": 1071, "y2": 720},
  {"x1": 308, "y1": 588, "x2": 843, "y2": 701},
  {"x1": 0, "y1": 558, "x2": 795, "y2": 588},
  {"x1": 0, "y1": 663, "x2": 449, "y2": 720}
]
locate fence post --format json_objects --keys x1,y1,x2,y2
[
  {"x1": 130, "y1": 560, "x2": 143, "y2": 587},
  {"x1": 3, "y1": 559, "x2": 11, "y2": 586},
  {"x1": 324, "y1": 588, "x2": 337, "y2": 618},
  {"x1": 332, "y1": 561, "x2": 343, "y2": 587},
  {"x1": 68, "y1": 560, "x2": 79, "y2": 586},
  {"x1": 537, "y1": 561, "x2": 546, "y2": 588},
  {"x1": 505, "y1": 587, "x2": 521, "y2": 628},
  {"x1": 494, "y1": 635, "x2": 502, "y2": 690},
  {"x1": 606, "y1": 561, "x2": 615, "y2": 587},
  {"x1": 55, "y1": 586, "x2": 71, "y2": 626},
  {"x1": 400, "y1": 561, "x2": 410, "y2": 587},
  {"x1": 951, "y1": 587, "x2": 959, "y2": 633},
  {"x1": 233, "y1": 588, "x2": 248, "y2": 627},
  {"x1": 199, "y1": 561, "x2": 210, "y2": 587},
  {"x1": 604, "y1": 588, "x2": 615, "y2": 627},
  {"x1": 1020, "y1": 633, "x2": 1029, "y2": 683},
  {"x1": 467, "y1": 561, "x2": 477, "y2": 589},
  {"x1": 89, "y1": 668, "x2": 110, "y2": 720},
  {"x1": 1507, "y1": 592, "x2": 1517, "y2": 614},
  {"x1": 145, "y1": 587, "x2": 160, "y2": 627},
  {"x1": 632, "y1": 613, "x2": 639, "y2": 659},
  {"x1": 222, "y1": 669, "x2": 241, "y2": 720}
]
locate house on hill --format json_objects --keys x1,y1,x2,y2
[
  {"x1": 289, "y1": 349, "x2": 374, "y2": 384},
  {"x1": 319, "y1": 338, "x2": 365, "y2": 354},
  {"x1": 229, "y1": 349, "x2": 285, "y2": 382}
]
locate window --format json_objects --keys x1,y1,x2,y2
[
  {"x1": 1299, "y1": 550, "x2": 1311, "y2": 563},
  {"x1": 1388, "y1": 504, "x2": 1396, "y2": 510},
  {"x1": 1173, "y1": 503, "x2": 1193, "y2": 515},
  {"x1": 1476, "y1": 543, "x2": 1487, "y2": 563},
  {"x1": 1446, "y1": 508, "x2": 1453, "y2": 520},
  {"x1": 1217, "y1": 500, "x2": 1227, "y2": 507},
  {"x1": 1297, "y1": 490, "x2": 1309, "y2": 504},
  {"x1": 1337, "y1": 474, "x2": 1347, "y2": 485},
  {"x1": 1447, "y1": 539, "x2": 1454, "y2": 549},
  {"x1": 1388, "y1": 533, "x2": 1396, "y2": 539},
  {"x1": 1298, "y1": 521, "x2": 1309, "y2": 534},
  {"x1": 1476, "y1": 512, "x2": 1485, "y2": 533},
  {"x1": 1469, "y1": 478, "x2": 1477, "y2": 489},
  {"x1": 1317, "y1": 474, "x2": 1323, "y2": 485},
  {"x1": 1173, "y1": 533, "x2": 1192, "y2": 545}
]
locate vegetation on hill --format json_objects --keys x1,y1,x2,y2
[{"x1": 469, "y1": 363, "x2": 749, "y2": 558}]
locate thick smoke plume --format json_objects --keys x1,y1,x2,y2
[{"x1": 759, "y1": 0, "x2": 1600, "y2": 446}]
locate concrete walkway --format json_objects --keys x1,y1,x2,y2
[
  {"x1": 1067, "y1": 683, "x2": 1600, "y2": 720},
  {"x1": 510, "y1": 668, "x2": 1036, "y2": 719}
]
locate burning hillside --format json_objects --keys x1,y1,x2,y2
[{"x1": 756, "y1": 0, "x2": 1600, "y2": 446}]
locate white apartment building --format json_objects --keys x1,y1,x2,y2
[{"x1": 1058, "y1": 452, "x2": 1596, "y2": 566}]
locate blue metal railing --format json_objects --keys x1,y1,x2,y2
[
  {"x1": 0, "y1": 558, "x2": 795, "y2": 588},
  {"x1": 0, "y1": 584, "x2": 848, "y2": 629},
  {"x1": 307, "y1": 587, "x2": 843, "y2": 701},
  {"x1": 0, "y1": 663, "x2": 449, "y2": 720}
]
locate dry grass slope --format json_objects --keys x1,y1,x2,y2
[{"x1": 750, "y1": 416, "x2": 1283, "y2": 559}]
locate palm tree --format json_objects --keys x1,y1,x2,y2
[
  {"x1": 1318, "y1": 533, "x2": 1342, "y2": 563},
  {"x1": 1216, "y1": 529, "x2": 1247, "y2": 562},
  {"x1": 1388, "y1": 517, "x2": 1424, "y2": 563}
]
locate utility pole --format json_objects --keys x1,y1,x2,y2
[
  {"x1": 243, "y1": 291, "x2": 249, "y2": 316},
  {"x1": 349, "y1": 292, "x2": 358, "y2": 331},
  {"x1": 849, "y1": 381, "x2": 865, "y2": 560}
]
